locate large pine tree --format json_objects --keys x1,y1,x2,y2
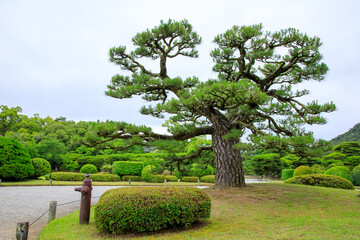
[{"x1": 104, "y1": 19, "x2": 335, "y2": 188}]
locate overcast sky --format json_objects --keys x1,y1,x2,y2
[{"x1": 0, "y1": 0, "x2": 359, "y2": 140}]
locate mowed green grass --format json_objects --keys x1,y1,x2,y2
[{"x1": 38, "y1": 183, "x2": 360, "y2": 240}]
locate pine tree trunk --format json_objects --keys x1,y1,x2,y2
[{"x1": 212, "y1": 128, "x2": 246, "y2": 189}]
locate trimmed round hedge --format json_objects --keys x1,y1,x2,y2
[
  {"x1": 32, "y1": 158, "x2": 51, "y2": 177},
  {"x1": 284, "y1": 174, "x2": 354, "y2": 190},
  {"x1": 293, "y1": 166, "x2": 314, "y2": 177},
  {"x1": 95, "y1": 187, "x2": 211, "y2": 233},
  {"x1": 80, "y1": 164, "x2": 98, "y2": 174}
]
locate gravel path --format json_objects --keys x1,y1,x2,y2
[{"x1": 0, "y1": 186, "x2": 123, "y2": 240}]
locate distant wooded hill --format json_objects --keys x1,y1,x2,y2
[{"x1": 331, "y1": 123, "x2": 360, "y2": 145}]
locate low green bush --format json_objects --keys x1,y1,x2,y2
[
  {"x1": 80, "y1": 164, "x2": 98, "y2": 174},
  {"x1": 91, "y1": 173, "x2": 121, "y2": 182},
  {"x1": 334, "y1": 171, "x2": 353, "y2": 183},
  {"x1": 200, "y1": 175, "x2": 215, "y2": 183},
  {"x1": 76, "y1": 155, "x2": 107, "y2": 170},
  {"x1": 311, "y1": 164, "x2": 325, "y2": 174},
  {"x1": 50, "y1": 172, "x2": 120, "y2": 181},
  {"x1": 324, "y1": 166, "x2": 350, "y2": 175},
  {"x1": 351, "y1": 164, "x2": 360, "y2": 173},
  {"x1": 100, "y1": 164, "x2": 113, "y2": 174},
  {"x1": 182, "y1": 176, "x2": 199, "y2": 182},
  {"x1": 324, "y1": 166, "x2": 352, "y2": 183},
  {"x1": 141, "y1": 165, "x2": 155, "y2": 182},
  {"x1": 95, "y1": 187, "x2": 211, "y2": 233},
  {"x1": 152, "y1": 174, "x2": 166, "y2": 183},
  {"x1": 281, "y1": 169, "x2": 294, "y2": 181},
  {"x1": 165, "y1": 175, "x2": 178, "y2": 182},
  {"x1": 122, "y1": 175, "x2": 143, "y2": 182},
  {"x1": 113, "y1": 161, "x2": 143, "y2": 176},
  {"x1": 352, "y1": 170, "x2": 360, "y2": 186},
  {"x1": 284, "y1": 174, "x2": 354, "y2": 190},
  {"x1": 31, "y1": 158, "x2": 51, "y2": 177},
  {"x1": 293, "y1": 166, "x2": 314, "y2": 177}
]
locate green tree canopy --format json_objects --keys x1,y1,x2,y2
[{"x1": 94, "y1": 19, "x2": 335, "y2": 188}]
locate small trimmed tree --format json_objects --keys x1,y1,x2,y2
[
  {"x1": 31, "y1": 158, "x2": 51, "y2": 177},
  {"x1": 0, "y1": 137, "x2": 34, "y2": 180}
]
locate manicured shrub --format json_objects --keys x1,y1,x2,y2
[
  {"x1": 50, "y1": 172, "x2": 120, "y2": 181},
  {"x1": 311, "y1": 164, "x2": 325, "y2": 174},
  {"x1": 80, "y1": 164, "x2": 98, "y2": 174},
  {"x1": 91, "y1": 173, "x2": 121, "y2": 182},
  {"x1": 113, "y1": 161, "x2": 143, "y2": 176},
  {"x1": 31, "y1": 158, "x2": 51, "y2": 177},
  {"x1": 324, "y1": 166, "x2": 350, "y2": 175},
  {"x1": 95, "y1": 187, "x2": 211, "y2": 233},
  {"x1": 324, "y1": 166, "x2": 352, "y2": 183},
  {"x1": 333, "y1": 171, "x2": 353, "y2": 183},
  {"x1": 182, "y1": 176, "x2": 199, "y2": 182},
  {"x1": 190, "y1": 164, "x2": 215, "y2": 178},
  {"x1": 293, "y1": 166, "x2": 314, "y2": 177},
  {"x1": 165, "y1": 175, "x2": 178, "y2": 182},
  {"x1": 284, "y1": 174, "x2": 354, "y2": 190},
  {"x1": 152, "y1": 174, "x2": 166, "y2": 183},
  {"x1": 76, "y1": 155, "x2": 107, "y2": 170},
  {"x1": 200, "y1": 175, "x2": 215, "y2": 183},
  {"x1": 352, "y1": 170, "x2": 360, "y2": 186},
  {"x1": 100, "y1": 164, "x2": 113, "y2": 173},
  {"x1": 281, "y1": 169, "x2": 294, "y2": 181},
  {"x1": 0, "y1": 137, "x2": 34, "y2": 180},
  {"x1": 352, "y1": 164, "x2": 360, "y2": 174},
  {"x1": 122, "y1": 175, "x2": 143, "y2": 182},
  {"x1": 141, "y1": 165, "x2": 155, "y2": 182}
]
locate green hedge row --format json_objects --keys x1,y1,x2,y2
[
  {"x1": 182, "y1": 176, "x2": 199, "y2": 182},
  {"x1": 113, "y1": 161, "x2": 143, "y2": 176},
  {"x1": 122, "y1": 175, "x2": 143, "y2": 182},
  {"x1": 74, "y1": 153, "x2": 166, "y2": 170},
  {"x1": 200, "y1": 175, "x2": 215, "y2": 183},
  {"x1": 50, "y1": 172, "x2": 120, "y2": 182}
]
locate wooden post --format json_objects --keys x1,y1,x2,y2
[
  {"x1": 50, "y1": 179, "x2": 52, "y2": 186},
  {"x1": 164, "y1": 179, "x2": 167, "y2": 187},
  {"x1": 16, "y1": 222, "x2": 29, "y2": 240},
  {"x1": 128, "y1": 179, "x2": 131, "y2": 186},
  {"x1": 198, "y1": 179, "x2": 200, "y2": 187},
  {"x1": 0, "y1": 179, "x2": 2, "y2": 186},
  {"x1": 48, "y1": 201, "x2": 57, "y2": 223}
]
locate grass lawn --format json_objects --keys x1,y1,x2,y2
[
  {"x1": 38, "y1": 183, "x2": 360, "y2": 240},
  {"x1": 0, "y1": 179, "x2": 212, "y2": 187}
]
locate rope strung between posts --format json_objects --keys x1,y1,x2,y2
[{"x1": 28, "y1": 196, "x2": 101, "y2": 226}]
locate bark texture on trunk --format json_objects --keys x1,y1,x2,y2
[{"x1": 212, "y1": 127, "x2": 246, "y2": 189}]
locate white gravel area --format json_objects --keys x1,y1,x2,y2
[{"x1": 0, "y1": 186, "x2": 123, "y2": 240}]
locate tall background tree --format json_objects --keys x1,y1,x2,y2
[{"x1": 87, "y1": 20, "x2": 336, "y2": 188}]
